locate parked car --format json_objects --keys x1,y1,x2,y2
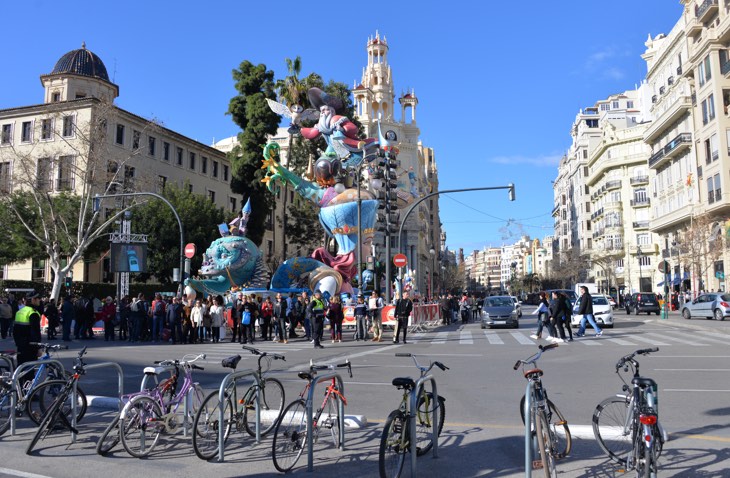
[
  {"x1": 625, "y1": 292, "x2": 661, "y2": 315},
  {"x1": 681, "y1": 293, "x2": 730, "y2": 321},
  {"x1": 481, "y1": 296, "x2": 519, "y2": 329},
  {"x1": 509, "y1": 296, "x2": 523, "y2": 317},
  {"x1": 571, "y1": 294, "x2": 614, "y2": 328}
]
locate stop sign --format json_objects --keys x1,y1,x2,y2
[
  {"x1": 393, "y1": 254, "x2": 407, "y2": 268},
  {"x1": 184, "y1": 243, "x2": 197, "y2": 259}
]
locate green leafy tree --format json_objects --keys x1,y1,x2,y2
[
  {"x1": 227, "y1": 61, "x2": 280, "y2": 247},
  {"x1": 132, "y1": 183, "x2": 226, "y2": 283}
]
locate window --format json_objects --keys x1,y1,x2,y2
[
  {"x1": 223, "y1": 164, "x2": 229, "y2": 181},
  {"x1": 62, "y1": 116, "x2": 74, "y2": 137},
  {"x1": 41, "y1": 119, "x2": 52, "y2": 140},
  {"x1": 201, "y1": 156, "x2": 208, "y2": 174},
  {"x1": 148, "y1": 136, "x2": 156, "y2": 157},
  {"x1": 212, "y1": 160, "x2": 218, "y2": 178},
  {"x1": 51, "y1": 92, "x2": 61, "y2": 102},
  {"x1": 176, "y1": 147, "x2": 183, "y2": 166},
  {"x1": 705, "y1": 138, "x2": 712, "y2": 164},
  {"x1": 616, "y1": 259, "x2": 624, "y2": 268},
  {"x1": 56, "y1": 155, "x2": 74, "y2": 190},
  {"x1": 163, "y1": 142, "x2": 170, "y2": 161},
  {"x1": 709, "y1": 94, "x2": 716, "y2": 122},
  {"x1": 157, "y1": 175, "x2": 167, "y2": 193},
  {"x1": 32, "y1": 257, "x2": 46, "y2": 281},
  {"x1": 116, "y1": 124, "x2": 125, "y2": 145},
  {"x1": 634, "y1": 188, "x2": 647, "y2": 202},
  {"x1": 208, "y1": 190, "x2": 216, "y2": 202},
  {"x1": 612, "y1": 101, "x2": 619, "y2": 109},
  {"x1": 637, "y1": 233, "x2": 651, "y2": 246},
  {"x1": 709, "y1": 173, "x2": 722, "y2": 203},
  {"x1": 583, "y1": 149, "x2": 588, "y2": 159},
  {"x1": 37, "y1": 157, "x2": 52, "y2": 191},
  {"x1": 20, "y1": 121, "x2": 32, "y2": 142},
  {"x1": 0, "y1": 161, "x2": 11, "y2": 193},
  {"x1": 1, "y1": 124, "x2": 11, "y2": 145},
  {"x1": 711, "y1": 133, "x2": 719, "y2": 161},
  {"x1": 188, "y1": 183, "x2": 193, "y2": 193},
  {"x1": 639, "y1": 256, "x2": 652, "y2": 267},
  {"x1": 600, "y1": 103, "x2": 610, "y2": 111},
  {"x1": 229, "y1": 197, "x2": 237, "y2": 212},
  {"x1": 189, "y1": 152, "x2": 196, "y2": 170},
  {"x1": 132, "y1": 130, "x2": 141, "y2": 150},
  {"x1": 627, "y1": 101, "x2": 634, "y2": 108},
  {"x1": 267, "y1": 240, "x2": 273, "y2": 258},
  {"x1": 266, "y1": 210, "x2": 274, "y2": 230}
]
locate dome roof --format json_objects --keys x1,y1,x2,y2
[{"x1": 50, "y1": 43, "x2": 110, "y2": 82}]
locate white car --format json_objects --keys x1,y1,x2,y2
[
  {"x1": 571, "y1": 294, "x2": 614, "y2": 328},
  {"x1": 510, "y1": 296, "x2": 523, "y2": 317}
]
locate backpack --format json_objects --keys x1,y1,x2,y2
[
  {"x1": 154, "y1": 300, "x2": 165, "y2": 316},
  {"x1": 130, "y1": 300, "x2": 139, "y2": 313}
]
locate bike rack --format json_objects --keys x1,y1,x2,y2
[
  {"x1": 0, "y1": 355, "x2": 14, "y2": 373},
  {"x1": 9, "y1": 358, "x2": 65, "y2": 436},
  {"x1": 524, "y1": 380, "x2": 534, "y2": 478},
  {"x1": 408, "y1": 375, "x2": 439, "y2": 477},
  {"x1": 70, "y1": 362, "x2": 124, "y2": 444},
  {"x1": 216, "y1": 368, "x2": 260, "y2": 462},
  {"x1": 306, "y1": 371, "x2": 346, "y2": 472},
  {"x1": 138, "y1": 363, "x2": 197, "y2": 438}
]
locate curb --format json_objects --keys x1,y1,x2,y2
[
  {"x1": 649, "y1": 317, "x2": 730, "y2": 335},
  {"x1": 86, "y1": 395, "x2": 369, "y2": 429}
]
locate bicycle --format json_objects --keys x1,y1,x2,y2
[
  {"x1": 271, "y1": 359, "x2": 352, "y2": 473},
  {"x1": 593, "y1": 348, "x2": 666, "y2": 477},
  {"x1": 192, "y1": 345, "x2": 286, "y2": 460},
  {"x1": 514, "y1": 343, "x2": 571, "y2": 478},
  {"x1": 118, "y1": 353, "x2": 206, "y2": 458},
  {"x1": 379, "y1": 353, "x2": 448, "y2": 478},
  {"x1": 0, "y1": 371, "x2": 13, "y2": 435},
  {"x1": 26, "y1": 347, "x2": 89, "y2": 455},
  {"x1": 1, "y1": 343, "x2": 88, "y2": 427}
]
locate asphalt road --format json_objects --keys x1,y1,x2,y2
[{"x1": 1, "y1": 307, "x2": 729, "y2": 477}]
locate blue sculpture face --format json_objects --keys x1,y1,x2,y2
[{"x1": 200, "y1": 236, "x2": 256, "y2": 276}]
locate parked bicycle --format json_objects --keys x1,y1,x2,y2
[
  {"x1": 593, "y1": 348, "x2": 666, "y2": 477},
  {"x1": 26, "y1": 347, "x2": 89, "y2": 455},
  {"x1": 116, "y1": 353, "x2": 206, "y2": 458},
  {"x1": 379, "y1": 353, "x2": 448, "y2": 478},
  {"x1": 192, "y1": 345, "x2": 286, "y2": 460},
  {"x1": 271, "y1": 359, "x2": 352, "y2": 473},
  {"x1": 0, "y1": 370, "x2": 13, "y2": 435},
  {"x1": 514, "y1": 343, "x2": 571, "y2": 478}
]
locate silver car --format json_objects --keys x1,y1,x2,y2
[
  {"x1": 481, "y1": 296, "x2": 519, "y2": 329},
  {"x1": 681, "y1": 293, "x2": 730, "y2": 321}
]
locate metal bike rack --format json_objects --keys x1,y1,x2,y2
[
  {"x1": 408, "y1": 376, "x2": 439, "y2": 477},
  {"x1": 71, "y1": 362, "x2": 124, "y2": 443},
  {"x1": 9, "y1": 359, "x2": 65, "y2": 436},
  {"x1": 138, "y1": 363, "x2": 196, "y2": 438},
  {"x1": 216, "y1": 368, "x2": 260, "y2": 462},
  {"x1": 0, "y1": 355, "x2": 14, "y2": 373},
  {"x1": 524, "y1": 380, "x2": 534, "y2": 478},
  {"x1": 306, "y1": 372, "x2": 346, "y2": 472}
]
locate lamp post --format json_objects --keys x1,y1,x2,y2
[
  {"x1": 637, "y1": 246, "x2": 643, "y2": 293},
  {"x1": 429, "y1": 248, "x2": 436, "y2": 302}
]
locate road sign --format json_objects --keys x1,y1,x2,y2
[
  {"x1": 657, "y1": 260, "x2": 670, "y2": 274},
  {"x1": 393, "y1": 253, "x2": 407, "y2": 268},
  {"x1": 716, "y1": 271, "x2": 725, "y2": 280},
  {"x1": 184, "y1": 243, "x2": 197, "y2": 259}
]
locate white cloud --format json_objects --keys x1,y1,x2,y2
[{"x1": 488, "y1": 153, "x2": 562, "y2": 168}]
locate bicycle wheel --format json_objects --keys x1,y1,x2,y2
[
  {"x1": 519, "y1": 395, "x2": 571, "y2": 458},
  {"x1": 244, "y1": 377, "x2": 285, "y2": 437},
  {"x1": 192, "y1": 390, "x2": 234, "y2": 461},
  {"x1": 415, "y1": 391, "x2": 445, "y2": 456},
  {"x1": 322, "y1": 392, "x2": 341, "y2": 448},
  {"x1": 120, "y1": 396, "x2": 163, "y2": 458},
  {"x1": 96, "y1": 413, "x2": 121, "y2": 456},
  {"x1": 26, "y1": 395, "x2": 66, "y2": 455},
  {"x1": 379, "y1": 410, "x2": 407, "y2": 478},
  {"x1": 593, "y1": 396, "x2": 633, "y2": 464},
  {"x1": 0, "y1": 388, "x2": 12, "y2": 436},
  {"x1": 272, "y1": 399, "x2": 308, "y2": 473},
  {"x1": 26, "y1": 379, "x2": 87, "y2": 425},
  {"x1": 535, "y1": 410, "x2": 558, "y2": 478}
]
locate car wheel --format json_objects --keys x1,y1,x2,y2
[
  {"x1": 682, "y1": 309, "x2": 691, "y2": 320},
  {"x1": 655, "y1": 311, "x2": 660, "y2": 316},
  {"x1": 714, "y1": 309, "x2": 724, "y2": 321}
]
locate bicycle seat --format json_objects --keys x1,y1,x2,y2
[
  {"x1": 143, "y1": 366, "x2": 163, "y2": 375},
  {"x1": 631, "y1": 376, "x2": 657, "y2": 389},
  {"x1": 298, "y1": 371, "x2": 313, "y2": 381},
  {"x1": 392, "y1": 377, "x2": 415, "y2": 390},
  {"x1": 523, "y1": 368, "x2": 543, "y2": 379},
  {"x1": 222, "y1": 355, "x2": 242, "y2": 370}
]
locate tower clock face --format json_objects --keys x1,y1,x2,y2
[{"x1": 385, "y1": 130, "x2": 397, "y2": 141}]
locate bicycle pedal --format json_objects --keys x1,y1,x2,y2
[{"x1": 532, "y1": 460, "x2": 544, "y2": 470}]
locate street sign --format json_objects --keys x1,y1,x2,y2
[
  {"x1": 393, "y1": 253, "x2": 407, "y2": 268},
  {"x1": 184, "y1": 243, "x2": 197, "y2": 259},
  {"x1": 716, "y1": 271, "x2": 725, "y2": 280},
  {"x1": 657, "y1": 260, "x2": 670, "y2": 274}
]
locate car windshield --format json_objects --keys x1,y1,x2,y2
[
  {"x1": 593, "y1": 297, "x2": 609, "y2": 305},
  {"x1": 486, "y1": 298, "x2": 512, "y2": 307}
]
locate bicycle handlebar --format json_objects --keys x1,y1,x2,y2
[
  {"x1": 30, "y1": 343, "x2": 69, "y2": 351},
  {"x1": 514, "y1": 343, "x2": 558, "y2": 370},
  {"x1": 309, "y1": 360, "x2": 353, "y2": 378},
  {"x1": 242, "y1": 345, "x2": 286, "y2": 361},
  {"x1": 615, "y1": 347, "x2": 659, "y2": 370},
  {"x1": 395, "y1": 353, "x2": 448, "y2": 375},
  {"x1": 154, "y1": 353, "x2": 207, "y2": 368}
]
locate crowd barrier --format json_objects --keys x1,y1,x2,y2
[{"x1": 342, "y1": 304, "x2": 440, "y2": 327}]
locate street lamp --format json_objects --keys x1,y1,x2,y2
[
  {"x1": 637, "y1": 245, "x2": 643, "y2": 293},
  {"x1": 429, "y1": 248, "x2": 436, "y2": 301}
]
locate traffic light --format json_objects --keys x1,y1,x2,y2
[{"x1": 64, "y1": 275, "x2": 72, "y2": 289}]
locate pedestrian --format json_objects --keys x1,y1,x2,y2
[
  {"x1": 440, "y1": 294, "x2": 450, "y2": 325},
  {"x1": 393, "y1": 290, "x2": 413, "y2": 344},
  {"x1": 301, "y1": 292, "x2": 312, "y2": 341},
  {"x1": 129, "y1": 293, "x2": 148, "y2": 342},
  {"x1": 43, "y1": 298, "x2": 59, "y2": 340},
  {"x1": 119, "y1": 296, "x2": 130, "y2": 341},
  {"x1": 287, "y1": 292, "x2": 298, "y2": 339},
  {"x1": 327, "y1": 295, "x2": 344, "y2": 343},
  {"x1": 308, "y1": 290, "x2": 326, "y2": 349},
  {"x1": 73, "y1": 295, "x2": 89, "y2": 339},
  {"x1": 559, "y1": 293, "x2": 574, "y2": 342},
  {"x1": 0, "y1": 296, "x2": 12, "y2": 339},
  {"x1": 354, "y1": 294, "x2": 368, "y2": 341},
  {"x1": 181, "y1": 297, "x2": 194, "y2": 344},
  {"x1": 60, "y1": 294, "x2": 74, "y2": 342},
  {"x1": 191, "y1": 299, "x2": 203, "y2": 343},
  {"x1": 273, "y1": 293, "x2": 288, "y2": 344},
  {"x1": 167, "y1": 296, "x2": 184, "y2": 344},
  {"x1": 202, "y1": 297, "x2": 212, "y2": 341},
  {"x1": 209, "y1": 296, "x2": 224, "y2": 343},
  {"x1": 240, "y1": 295, "x2": 257, "y2": 344},
  {"x1": 576, "y1": 286, "x2": 602, "y2": 337},
  {"x1": 151, "y1": 294, "x2": 166, "y2": 342},
  {"x1": 100, "y1": 296, "x2": 116, "y2": 341},
  {"x1": 459, "y1": 293, "x2": 470, "y2": 324},
  {"x1": 368, "y1": 290, "x2": 384, "y2": 342},
  {"x1": 230, "y1": 293, "x2": 241, "y2": 343},
  {"x1": 530, "y1": 292, "x2": 555, "y2": 340},
  {"x1": 547, "y1": 291, "x2": 566, "y2": 343},
  {"x1": 14, "y1": 292, "x2": 42, "y2": 368},
  {"x1": 260, "y1": 296, "x2": 273, "y2": 341},
  {"x1": 292, "y1": 294, "x2": 304, "y2": 338}
]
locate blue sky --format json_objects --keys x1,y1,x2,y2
[{"x1": 0, "y1": 0, "x2": 685, "y2": 253}]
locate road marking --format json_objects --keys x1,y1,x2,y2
[
  {"x1": 484, "y1": 331, "x2": 504, "y2": 344},
  {"x1": 643, "y1": 332, "x2": 708, "y2": 346},
  {"x1": 459, "y1": 331, "x2": 473, "y2": 345},
  {"x1": 654, "y1": 369, "x2": 730, "y2": 371},
  {"x1": 603, "y1": 338, "x2": 635, "y2": 345},
  {"x1": 693, "y1": 330, "x2": 730, "y2": 344},
  {"x1": 0, "y1": 468, "x2": 55, "y2": 478},
  {"x1": 629, "y1": 335, "x2": 671, "y2": 346},
  {"x1": 664, "y1": 389, "x2": 730, "y2": 392},
  {"x1": 578, "y1": 340, "x2": 603, "y2": 345},
  {"x1": 509, "y1": 332, "x2": 535, "y2": 345},
  {"x1": 432, "y1": 332, "x2": 448, "y2": 344}
]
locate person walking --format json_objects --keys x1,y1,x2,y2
[
  {"x1": 129, "y1": 293, "x2": 148, "y2": 343},
  {"x1": 300, "y1": 292, "x2": 311, "y2": 341},
  {"x1": 530, "y1": 292, "x2": 556, "y2": 340},
  {"x1": 167, "y1": 296, "x2": 184, "y2": 344},
  {"x1": 440, "y1": 294, "x2": 450, "y2": 325},
  {"x1": 547, "y1": 291, "x2": 566, "y2": 343},
  {"x1": 260, "y1": 296, "x2": 273, "y2": 341},
  {"x1": 576, "y1": 286, "x2": 602, "y2": 337},
  {"x1": 209, "y1": 296, "x2": 224, "y2": 343},
  {"x1": 272, "y1": 293, "x2": 288, "y2": 344},
  {"x1": 308, "y1": 290, "x2": 326, "y2": 349},
  {"x1": 43, "y1": 298, "x2": 59, "y2": 340},
  {"x1": 559, "y1": 292, "x2": 574, "y2": 342},
  {"x1": 459, "y1": 293, "x2": 470, "y2": 324},
  {"x1": 327, "y1": 295, "x2": 344, "y2": 343},
  {"x1": 354, "y1": 294, "x2": 368, "y2": 341},
  {"x1": 100, "y1": 296, "x2": 116, "y2": 342},
  {"x1": 0, "y1": 297, "x2": 12, "y2": 339},
  {"x1": 368, "y1": 291, "x2": 384, "y2": 342},
  {"x1": 393, "y1": 291, "x2": 413, "y2": 344},
  {"x1": 14, "y1": 293, "x2": 42, "y2": 368},
  {"x1": 240, "y1": 295, "x2": 257, "y2": 344},
  {"x1": 60, "y1": 295, "x2": 74, "y2": 342},
  {"x1": 150, "y1": 294, "x2": 166, "y2": 343}
]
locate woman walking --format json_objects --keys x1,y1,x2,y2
[
  {"x1": 530, "y1": 292, "x2": 556, "y2": 340},
  {"x1": 327, "y1": 295, "x2": 344, "y2": 343},
  {"x1": 209, "y1": 296, "x2": 223, "y2": 343}
]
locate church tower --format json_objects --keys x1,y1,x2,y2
[{"x1": 353, "y1": 31, "x2": 396, "y2": 125}]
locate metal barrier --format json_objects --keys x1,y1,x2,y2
[
  {"x1": 71, "y1": 362, "x2": 124, "y2": 443},
  {"x1": 217, "y1": 368, "x2": 260, "y2": 462},
  {"x1": 138, "y1": 364, "x2": 195, "y2": 438},
  {"x1": 408, "y1": 376, "x2": 439, "y2": 477},
  {"x1": 306, "y1": 371, "x2": 346, "y2": 472},
  {"x1": 524, "y1": 380, "x2": 534, "y2": 478},
  {"x1": 0, "y1": 354, "x2": 14, "y2": 373},
  {"x1": 9, "y1": 359, "x2": 65, "y2": 436}
]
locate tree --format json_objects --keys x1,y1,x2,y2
[
  {"x1": 677, "y1": 212, "x2": 725, "y2": 292},
  {"x1": 548, "y1": 248, "x2": 589, "y2": 288},
  {"x1": 590, "y1": 251, "x2": 624, "y2": 293},
  {"x1": 131, "y1": 183, "x2": 226, "y2": 283},
  {"x1": 441, "y1": 262, "x2": 465, "y2": 295},
  {"x1": 522, "y1": 272, "x2": 541, "y2": 293},
  {"x1": 227, "y1": 61, "x2": 280, "y2": 247},
  {"x1": 0, "y1": 98, "x2": 152, "y2": 300}
]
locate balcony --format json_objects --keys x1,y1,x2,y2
[
  {"x1": 591, "y1": 207, "x2": 604, "y2": 220},
  {"x1": 696, "y1": 0, "x2": 718, "y2": 23},
  {"x1": 644, "y1": 93, "x2": 693, "y2": 142},
  {"x1": 648, "y1": 133, "x2": 693, "y2": 169},
  {"x1": 552, "y1": 204, "x2": 559, "y2": 216},
  {"x1": 659, "y1": 86, "x2": 666, "y2": 95},
  {"x1": 677, "y1": 65, "x2": 683, "y2": 76},
  {"x1": 632, "y1": 221, "x2": 650, "y2": 230},
  {"x1": 687, "y1": 15, "x2": 703, "y2": 36},
  {"x1": 605, "y1": 223, "x2": 624, "y2": 233},
  {"x1": 667, "y1": 76, "x2": 674, "y2": 86},
  {"x1": 630, "y1": 197, "x2": 651, "y2": 207},
  {"x1": 630, "y1": 175, "x2": 649, "y2": 185},
  {"x1": 605, "y1": 180, "x2": 622, "y2": 191},
  {"x1": 604, "y1": 201, "x2": 623, "y2": 211}
]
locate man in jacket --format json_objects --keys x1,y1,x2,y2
[
  {"x1": 393, "y1": 291, "x2": 413, "y2": 344},
  {"x1": 576, "y1": 286, "x2": 602, "y2": 337},
  {"x1": 166, "y1": 296, "x2": 184, "y2": 344},
  {"x1": 307, "y1": 290, "x2": 326, "y2": 349},
  {"x1": 60, "y1": 294, "x2": 75, "y2": 342},
  {"x1": 14, "y1": 292, "x2": 42, "y2": 367},
  {"x1": 0, "y1": 297, "x2": 13, "y2": 339}
]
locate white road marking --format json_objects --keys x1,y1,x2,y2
[
  {"x1": 484, "y1": 331, "x2": 504, "y2": 344},
  {"x1": 603, "y1": 338, "x2": 635, "y2": 345},
  {"x1": 643, "y1": 332, "x2": 708, "y2": 346},
  {"x1": 432, "y1": 332, "x2": 448, "y2": 344},
  {"x1": 509, "y1": 332, "x2": 535, "y2": 345},
  {"x1": 0, "y1": 468, "x2": 55, "y2": 478},
  {"x1": 629, "y1": 335, "x2": 671, "y2": 346},
  {"x1": 459, "y1": 331, "x2": 473, "y2": 345}
]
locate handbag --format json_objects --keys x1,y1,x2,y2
[{"x1": 242, "y1": 310, "x2": 252, "y2": 325}]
